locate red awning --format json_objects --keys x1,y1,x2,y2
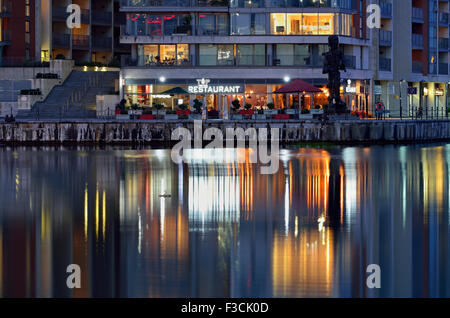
[{"x1": 273, "y1": 79, "x2": 323, "y2": 94}]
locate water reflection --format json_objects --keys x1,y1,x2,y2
[{"x1": 0, "y1": 145, "x2": 449, "y2": 298}]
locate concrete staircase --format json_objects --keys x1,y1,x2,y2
[{"x1": 16, "y1": 71, "x2": 118, "y2": 120}]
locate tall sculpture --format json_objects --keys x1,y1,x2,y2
[{"x1": 322, "y1": 35, "x2": 347, "y2": 114}]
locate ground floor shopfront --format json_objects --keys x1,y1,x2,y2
[
  {"x1": 120, "y1": 69, "x2": 370, "y2": 117},
  {"x1": 375, "y1": 80, "x2": 450, "y2": 119}
]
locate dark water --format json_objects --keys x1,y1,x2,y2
[{"x1": 0, "y1": 145, "x2": 449, "y2": 298}]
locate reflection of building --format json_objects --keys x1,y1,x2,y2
[{"x1": 119, "y1": 1, "x2": 371, "y2": 112}]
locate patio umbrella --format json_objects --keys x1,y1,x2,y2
[
  {"x1": 160, "y1": 87, "x2": 190, "y2": 95},
  {"x1": 273, "y1": 79, "x2": 322, "y2": 111},
  {"x1": 273, "y1": 78, "x2": 322, "y2": 94}
]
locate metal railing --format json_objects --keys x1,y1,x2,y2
[{"x1": 379, "y1": 57, "x2": 391, "y2": 72}]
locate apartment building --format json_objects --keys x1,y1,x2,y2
[
  {"x1": 41, "y1": 0, "x2": 129, "y2": 64},
  {"x1": 119, "y1": 0, "x2": 372, "y2": 113},
  {"x1": 0, "y1": 0, "x2": 39, "y2": 65},
  {"x1": 373, "y1": 0, "x2": 450, "y2": 118},
  {"x1": 0, "y1": 0, "x2": 130, "y2": 66}
]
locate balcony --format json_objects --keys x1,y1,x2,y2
[
  {"x1": 0, "y1": 30, "x2": 11, "y2": 44},
  {"x1": 92, "y1": 37, "x2": 112, "y2": 50},
  {"x1": 72, "y1": 35, "x2": 90, "y2": 49},
  {"x1": 52, "y1": 33, "x2": 71, "y2": 48},
  {"x1": 343, "y1": 55, "x2": 356, "y2": 69},
  {"x1": 412, "y1": 61, "x2": 423, "y2": 74},
  {"x1": 379, "y1": 30, "x2": 392, "y2": 46},
  {"x1": 92, "y1": 10, "x2": 112, "y2": 25},
  {"x1": 120, "y1": 0, "x2": 229, "y2": 6},
  {"x1": 439, "y1": 37, "x2": 449, "y2": 51},
  {"x1": 439, "y1": 12, "x2": 449, "y2": 26},
  {"x1": 52, "y1": 6, "x2": 70, "y2": 21},
  {"x1": 439, "y1": 63, "x2": 449, "y2": 75},
  {"x1": 380, "y1": 2, "x2": 392, "y2": 18},
  {"x1": 0, "y1": 0, "x2": 12, "y2": 17},
  {"x1": 53, "y1": 6, "x2": 89, "y2": 23},
  {"x1": 379, "y1": 57, "x2": 391, "y2": 72},
  {"x1": 412, "y1": 33, "x2": 424, "y2": 49},
  {"x1": 412, "y1": 7, "x2": 424, "y2": 23}
]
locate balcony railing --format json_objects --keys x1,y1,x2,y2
[
  {"x1": 412, "y1": 61, "x2": 423, "y2": 73},
  {"x1": 412, "y1": 7, "x2": 424, "y2": 22},
  {"x1": 380, "y1": 2, "x2": 392, "y2": 18},
  {"x1": 0, "y1": 30, "x2": 12, "y2": 43},
  {"x1": 92, "y1": 37, "x2": 112, "y2": 50},
  {"x1": 72, "y1": 35, "x2": 90, "y2": 48},
  {"x1": 439, "y1": 12, "x2": 449, "y2": 26},
  {"x1": 53, "y1": 7, "x2": 89, "y2": 23},
  {"x1": 92, "y1": 10, "x2": 112, "y2": 25},
  {"x1": 0, "y1": 0, "x2": 12, "y2": 16},
  {"x1": 120, "y1": 0, "x2": 229, "y2": 6},
  {"x1": 439, "y1": 63, "x2": 449, "y2": 75},
  {"x1": 53, "y1": 33, "x2": 71, "y2": 47},
  {"x1": 439, "y1": 37, "x2": 449, "y2": 51},
  {"x1": 379, "y1": 57, "x2": 391, "y2": 72},
  {"x1": 412, "y1": 33, "x2": 424, "y2": 49},
  {"x1": 379, "y1": 29, "x2": 392, "y2": 46}
]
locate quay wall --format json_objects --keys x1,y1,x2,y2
[{"x1": 1, "y1": 120, "x2": 450, "y2": 144}]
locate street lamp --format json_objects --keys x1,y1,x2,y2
[{"x1": 399, "y1": 78, "x2": 406, "y2": 120}]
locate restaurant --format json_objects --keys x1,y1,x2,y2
[{"x1": 122, "y1": 77, "x2": 333, "y2": 117}]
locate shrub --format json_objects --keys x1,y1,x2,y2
[
  {"x1": 179, "y1": 103, "x2": 188, "y2": 111},
  {"x1": 193, "y1": 99, "x2": 203, "y2": 114},
  {"x1": 314, "y1": 105, "x2": 322, "y2": 110},
  {"x1": 232, "y1": 99, "x2": 241, "y2": 112},
  {"x1": 244, "y1": 103, "x2": 252, "y2": 110},
  {"x1": 153, "y1": 103, "x2": 165, "y2": 110},
  {"x1": 267, "y1": 102, "x2": 275, "y2": 110}
]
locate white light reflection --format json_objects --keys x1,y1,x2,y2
[
  {"x1": 160, "y1": 178, "x2": 166, "y2": 240},
  {"x1": 342, "y1": 147, "x2": 357, "y2": 228},
  {"x1": 399, "y1": 146, "x2": 407, "y2": 228},
  {"x1": 187, "y1": 150, "x2": 241, "y2": 232}
]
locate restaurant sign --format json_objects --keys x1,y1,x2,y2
[{"x1": 188, "y1": 78, "x2": 243, "y2": 94}]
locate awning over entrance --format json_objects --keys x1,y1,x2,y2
[
  {"x1": 160, "y1": 87, "x2": 190, "y2": 95},
  {"x1": 273, "y1": 79, "x2": 323, "y2": 94}
]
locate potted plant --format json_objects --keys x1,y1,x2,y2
[
  {"x1": 140, "y1": 108, "x2": 155, "y2": 120},
  {"x1": 232, "y1": 99, "x2": 242, "y2": 120},
  {"x1": 255, "y1": 109, "x2": 266, "y2": 120},
  {"x1": 190, "y1": 99, "x2": 203, "y2": 120},
  {"x1": 165, "y1": 109, "x2": 178, "y2": 120},
  {"x1": 311, "y1": 105, "x2": 324, "y2": 115},
  {"x1": 264, "y1": 102, "x2": 278, "y2": 116},
  {"x1": 116, "y1": 108, "x2": 130, "y2": 120},
  {"x1": 153, "y1": 103, "x2": 166, "y2": 118},
  {"x1": 299, "y1": 108, "x2": 313, "y2": 119},
  {"x1": 240, "y1": 103, "x2": 255, "y2": 119},
  {"x1": 177, "y1": 104, "x2": 191, "y2": 119}
]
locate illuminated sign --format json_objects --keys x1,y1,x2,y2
[
  {"x1": 435, "y1": 89, "x2": 444, "y2": 96},
  {"x1": 345, "y1": 79, "x2": 356, "y2": 93},
  {"x1": 407, "y1": 87, "x2": 417, "y2": 95},
  {"x1": 188, "y1": 78, "x2": 242, "y2": 94}
]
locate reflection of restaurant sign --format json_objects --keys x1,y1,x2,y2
[
  {"x1": 408, "y1": 87, "x2": 417, "y2": 95},
  {"x1": 188, "y1": 78, "x2": 242, "y2": 94}
]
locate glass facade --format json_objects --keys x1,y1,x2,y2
[{"x1": 125, "y1": 12, "x2": 356, "y2": 37}]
